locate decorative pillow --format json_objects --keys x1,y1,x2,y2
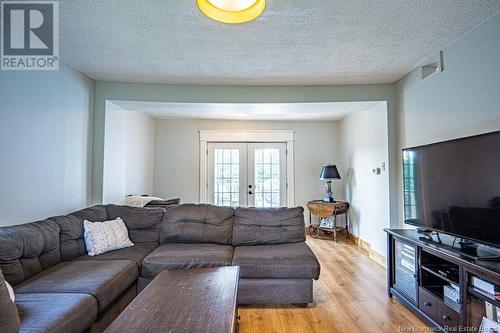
[
  {"x1": 5, "y1": 281, "x2": 14, "y2": 302},
  {"x1": 84, "y1": 218, "x2": 134, "y2": 256}
]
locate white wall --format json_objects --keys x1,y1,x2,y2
[
  {"x1": 102, "y1": 105, "x2": 127, "y2": 204},
  {"x1": 0, "y1": 64, "x2": 95, "y2": 226},
  {"x1": 103, "y1": 108, "x2": 155, "y2": 204},
  {"x1": 396, "y1": 13, "x2": 500, "y2": 225},
  {"x1": 125, "y1": 111, "x2": 155, "y2": 196},
  {"x1": 338, "y1": 104, "x2": 390, "y2": 255},
  {"x1": 154, "y1": 119, "x2": 339, "y2": 217}
]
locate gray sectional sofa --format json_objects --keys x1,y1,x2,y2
[{"x1": 0, "y1": 204, "x2": 320, "y2": 333}]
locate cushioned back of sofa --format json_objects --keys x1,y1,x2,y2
[
  {"x1": 107, "y1": 205, "x2": 165, "y2": 244},
  {"x1": 51, "y1": 205, "x2": 108, "y2": 261},
  {"x1": 233, "y1": 207, "x2": 305, "y2": 246},
  {"x1": 161, "y1": 204, "x2": 234, "y2": 245},
  {"x1": 0, "y1": 220, "x2": 60, "y2": 286}
]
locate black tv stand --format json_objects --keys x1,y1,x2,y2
[
  {"x1": 416, "y1": 234, "x2": 500, "y2": 262},
  {"x1": 385, "y1": 229, "x2": 500, "y2": 332}
]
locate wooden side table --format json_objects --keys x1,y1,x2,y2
[{"x1": 307, "y1": 200, "x2": 350, "y2": 242}]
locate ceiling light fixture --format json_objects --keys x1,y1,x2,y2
[{"x1": 197, "y1": 0, "x2": 265, "y2": 24}]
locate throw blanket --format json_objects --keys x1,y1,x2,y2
[{"x1": 125, "y1": 196, "x2": 163, "y2": 208}]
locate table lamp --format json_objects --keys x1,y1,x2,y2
[{"x1": 320, "y1": 164, "x2": 341, "y2": 202}]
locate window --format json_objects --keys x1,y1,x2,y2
[{"x1": 403, "y1": 150, "x2": 417, "y2": 219}]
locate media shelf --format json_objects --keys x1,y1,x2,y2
[
  {"x1": 468, "y1": 287, "x2": 500, "y2": 307},
  {"x1": 386, "y1": 229, "x2": 500, "y2": 332},
  {"x1": 421, "y1": 266, "x2": 459, "y2": 286},
  {"x1": 467, "y1": 277, "x2": 500, "y2": 332}
]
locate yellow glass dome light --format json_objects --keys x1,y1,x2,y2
[{"x1": 197, "y1": 0, "x2": 266, "y2": 24}]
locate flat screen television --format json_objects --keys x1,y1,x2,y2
[{"x1": 402, "y1": 130, "x2": 500, "y2": 248}]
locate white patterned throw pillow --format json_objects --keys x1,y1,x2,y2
[
  {"x1": 5, "y1": 281, "x2": 15, "y2": 302},
  {"x1": 84, "y1": 218, "x2": 134, "y2": 256}
]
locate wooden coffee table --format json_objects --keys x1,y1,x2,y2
[{"x1": 105, "y1": 266, "x2": 239, "y2": 333}]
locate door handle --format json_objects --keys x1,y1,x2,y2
[
  {"x1": 248, "y1": 191, "x2": 253, "y2": 195},
  {"x1": 248, "y1": 185, "x2": 253, "y2": 188}
]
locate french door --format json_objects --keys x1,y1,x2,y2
[{"x1": 208, "y1": 142, "x2": 287, "y2": 207}]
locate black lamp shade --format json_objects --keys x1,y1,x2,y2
[{"x1": 320, "y1": 165, "x2": 341, "y2": 180}]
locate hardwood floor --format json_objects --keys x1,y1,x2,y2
[{"x1": 238, "y1": 234, "x2": 428, "y2": 333}]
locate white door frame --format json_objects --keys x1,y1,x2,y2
[{"x1": 200, "y1": 130, "x2": 295, "y2": 207}]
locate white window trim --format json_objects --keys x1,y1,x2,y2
[{"x1": 199, "y1": 130, "x2": 295, "y2": 207}]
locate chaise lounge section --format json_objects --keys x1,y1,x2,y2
[
  {"x1": 232, "y1": 207, "x2": 320, "y2": 305},
  {"x1": 0, "y1": 203, "x2": 320, "y2": 332}
]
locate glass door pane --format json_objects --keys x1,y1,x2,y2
[
  {"x1": 394, "y1": 239, "x2": 417, "y2": 304},
  {"x1": 214, "y1": 149, "x2": 239, "y2": 206},
  {"x1": 248, "y1": 143, "x2": 286, "y2": 208},
  {"x1": 208, "y1": 143, "x2": 247, "y2": 207}
]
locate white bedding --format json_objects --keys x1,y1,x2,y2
[{"x1": 124, "y1": 195, "x2": 163, "y2": 207}]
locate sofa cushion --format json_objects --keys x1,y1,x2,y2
[
  {"x1": 232, "y1": 242, "x2": 320, "y2": 279},
  {"x1": 0, "y1": 269, "x2": 20, "y2": 333},
  {"x1": 0, "y1": 220, "x2": 60, "y2": 286},
  {"x1": 16, "y1": 293, "x2": 97, "y2": 333},
  {"x1": 107, "y1": 205, "x2": 165, "y2": 244},
  {"x1": 76, "y1": 243, "x2": 158, "y2": 269},
  {"x1": 50, "y1": 205, "x2": 109, "y2": 261},
  {"x1": 15, "y1": 260, "x2": 138, "y2": 311},
  {"x1": 142, "y1": 244, "x2": 234, "y2": 279},
  {"x1": 49, "y1": 215, "x2": 86, "y2": 262},
  {"x1": 160, "y1": 204, "x2": 234, "y2": 245},
  {"x1": 232, "y1": 207, "x2": 305, "y2": 246},
  {"x1": 72, "y1": 205, "x2": 109, "y2": 221}
]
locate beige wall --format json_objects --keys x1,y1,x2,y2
[{"x1": 153, "y1": 119, "x2": 339, "y2": 218}]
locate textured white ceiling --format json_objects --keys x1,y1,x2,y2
[
  {"x1": 60, "y1": 0, "x2": 500, "y2": 85},
  {"x1": 109, "y1": 101, "x2": 385, "y2": 121}
]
